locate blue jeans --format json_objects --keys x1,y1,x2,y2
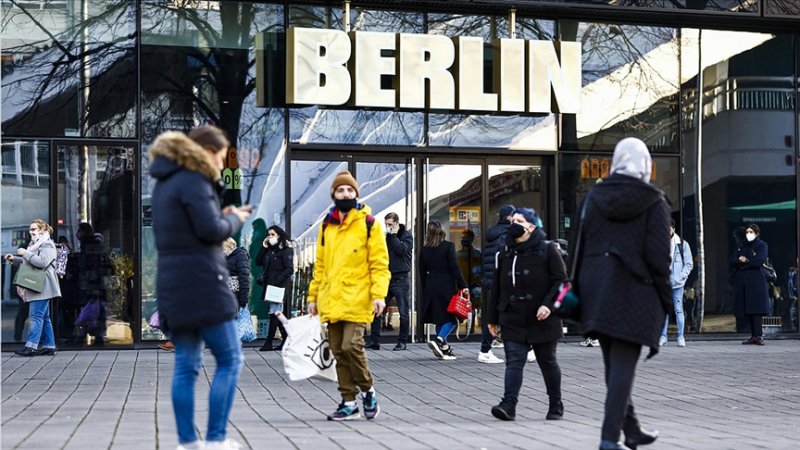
[
  {"x1": 171, "y1": 320, "x2": 243, "y2": 444},
  {"x1": 436, "y1": 321, "x2": 457, "y2": 344},
  {"x1": 26, "y1": 299, "x2": 55, "y2": 350},
  {"x1": 662, "y1": 287, "x2": 685, "y2": 338}
]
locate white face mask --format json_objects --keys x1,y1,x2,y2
[
  {"x1": 268, "y1": 237, "x2": 279, "y2": 246},
  {"x1": 745, "y1": 232, "x2": 756, "y2": 242}
]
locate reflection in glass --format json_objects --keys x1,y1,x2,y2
[
  {"x1": 57, "y1": 144, "x2": 136, "y2": 347},
  {"x1": 765, "y1": 0, "x2": 800, "y2": 15},
  {"x1": 1, "y1": 141, "x2": 50, "y2": 344},
  {"x1": 1, "y1": 0, "x2": 136, "y2": 137},
  {"x1": 533, "y1": 1, "x2": 758, "y2": 12},
  {"x1": 682, "y1": 30, "x2": 797, "y2": 333}
]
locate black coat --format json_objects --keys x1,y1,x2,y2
[
  {"x1": 256, "y1": 244, "x2": 294, "y2": 303},
  {"x1": 486, "y1": 229, "x2": 567, "y2": 344},
  {"x1": 481, "y1": 219, "x2": 511, "y2": 296},
  {"x1": 386, "y1": 225, "x2": 413, "y2": 275},
  {"x1": 419, "y1": 240, "x2": 467, "y2": 327},
  {"x1": 150, "y1": 132, "x2": 242, "y2": 333},
  {"x1": 730, "y1": 237, "x2": 770, "y2": 316},
  {"x1": 576, "y1": 174, "x2": 671, "y2": 354},
  {"x1": 226, "y1": 247, "x2": 250, "y2": 307}
]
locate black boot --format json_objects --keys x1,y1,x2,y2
[
  {"x1": 623, "y1": 427, "x2": 658, "y2": 449},
  {"x1": 491, "y1": 398, "x2": 516, "y2": 421},
  {"x1": 546, "y1": 399, "x2": 564, "y2": 420},
  {"x1": 14, "y1": 347, "x2": 37, "y2": 357},
  {"x1": 260, "y1": 314, "x2": 279, "y2": 351}
]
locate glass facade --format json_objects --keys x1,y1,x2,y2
[{"x1": 2, "y1": 1, "x2": 799, "y2": 348}]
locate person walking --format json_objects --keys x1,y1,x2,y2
[
  {"x1": 486, "y1": 208, "x2": 567, "y2": 421},
  {"x1": 420, "y1": 221, "x2": 468, "y2": 361},
  {"x1": 8, "y1": 219, "x2": 60, "y2": 357},
  {"x1": 481, "y1": 205, "x2": 515, "y2": 363},
  {"x1": 150, "y1": 125, "x2": 251, "y2": 450},
  {"x1": 256, "y1": 225, "x2": 293, "y2": 351},
  {"x1": 730, "y1": 223, "x2": 771, "y2": 345},
  {"x1": 366, "y1": 212, "x2": 413, "y2": 351},
  {"x1": 307, "y1": 171, "x2": 390, "y2": 421},
  {"x1": 575, "y1": 137, "x2": 669, "y2": 450},
  {"x1": 659, "y1": 219, "x2": 693, "y2": 347}
]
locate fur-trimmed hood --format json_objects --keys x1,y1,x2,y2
[{"x1": 149, "y1": 131, "x2": 220, "y2": 181}]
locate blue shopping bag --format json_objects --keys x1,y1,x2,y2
[{"x1": 236, "y1": 307, "x2": 256, "y2": 343}]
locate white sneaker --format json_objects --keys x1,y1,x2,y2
[
  {"x1": 526, "y1": 350, "x2": 536, "y2": 363},
  {"x1": 491, "y1": 337, "x2": 504, "y2": 348},
  {"x1": 677, "y1": 336, "x2": 686, "y2": 347},
  {"x1": 478, "y1": 350, "x2": 504, "y2": 364},
  {"x1": 658, "y1": 336, "x2": 668, "y2": 347},
  {"x1": 176, "y1": 441, "x2": 204, "y2": 450},
  {"x1": 205, "y1": 439, "x2": 241, "y2": 450},
  {"x1": 579, "y1": 338, "x2": 600, "y2": 347}
]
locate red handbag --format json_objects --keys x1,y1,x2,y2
[{"x1": 447, "y1": 289, "x2": 472, "y2": 320}]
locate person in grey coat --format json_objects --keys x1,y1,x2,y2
[
  {"x1": 575, "y1": 138, "x2": 670, "y2": 450},
  {"x1": 6, "y1": 219, "x2": 61, "y2": 356},
  {"x1": 730, "y1": 223, "x2": 770, "y2": 345}
]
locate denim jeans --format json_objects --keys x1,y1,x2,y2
[
  {"x1": 370, "y1": 275, "x2": 410, "y2": 343},
  {"x1": 171, "y1": 319, "x2": 243, "y2": 444},
  {"x1": 502, "y1": 340, "x2": 561, "y2": 406},
  {"x1": 436, "y1": 321, "x2": 457, "y2": 344},
  {"x1": 26, "y1": 299, "x2": 56, "y2": 349},
  {"x1": 662, "y1": 286, "x2": 685, "y2": 338}
]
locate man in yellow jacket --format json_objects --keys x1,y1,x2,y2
[{"x1": 307, "y1": 171, "x2": 391, "y2": 421}]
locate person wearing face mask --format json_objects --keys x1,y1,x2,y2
[
  {"x1": 574, "y1": 137, "x2": 670, "y2": 450},
  {"x1": 730, "y1": 223, "x2": 770, "y2": 345},
  {"x1": 256, "y1": 225, "x2": 293, "y2": 351},
  {"x1": 659, "y1": 219, "x2": 693, "y2": 348},
  {"x1": 486, "y1": 208, "x2": 567, "y2": 422},
  {"x1": 307, "y1": 171, "x2": 390, "y2": 421}
]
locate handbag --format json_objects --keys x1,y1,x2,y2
[
  {"x1": 447, "y1": 288, "x2": 472, "y2": 320},
  {"x1": 264, "y1": 284, "x2": 285, "y2": 303},
  {"x1": 762, "y1": 259, "x2": 778, "y2": 283},
  {"x1": 236, "y1": 307, "x2": 257, "y2": 342},
  {"x1": 227, "y1": 275, "x2": 240, "y2": 292},
  {"x1": 13, "y1": 262, "x2": 47, "y2": 293},
  {"x1": 148, "y1": 310, "x2": 161, "y2": 329},
  {"x1": 553, "y1": 193, "x2": 590, "y2": 321},
  {"x1": 75, "y1": 299, "x2": 101, "y2": 328}
]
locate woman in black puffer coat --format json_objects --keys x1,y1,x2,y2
[
  {"x1": 256, "y1": 225, "x2": 293, "y2": 351},
  {"x1": 575, "y1": 138, "x2": 670, "y2": 450},
  {"x1": 486, "y1": 207, "x2": 567, "y2": 423},
  {"x1": 224, "y1": 238, "x2": 251, "y2": 309}
]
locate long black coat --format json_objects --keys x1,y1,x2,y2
[
  {"x1": 419, "y1": 241, "x2": 467, "y2": 327},
  {"x1": 576, "y1": 174, "x2": 671, "y2": 354},
  {"x1": 226, "y1": 247, "x2": 250, "y2": 307},
  {"x1": 730, "y1": 237, "x2": 770, "y2": 316},
  {"x1": 150, "y1": 132, "x2": 242, "y2": 333},
  {"x1": 486, "y1": 230, "x2": 567, "y2": 344},
  {"x1": 256, "y1": 244, "x2": 294, "y2": 304}
]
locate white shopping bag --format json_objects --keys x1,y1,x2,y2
[{"x1": 281, "y1": 314, "x2": 338, "y2": 382}]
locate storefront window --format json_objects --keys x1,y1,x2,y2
[
  {"x1": 539, "y1": 1, "x2": 758, "y2": 12},
  {"x1": 765, "y1": 0, "x2": 800, "y2": 15},
  {"x1": 1, "y1": 0, "x2": 137, "y2": 138},
  {"x1": 681, "y1": 30, "x2": 797, "y2": 333},
  {"x1": 1, "y1": 140, "x2": 50, "y2": 345}
]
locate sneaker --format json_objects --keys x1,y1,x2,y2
[
  {"x1": 677, "y1": 336, "x2": 686, "y2": 347},
  {"x1": 579, "y1": 338, "x2": 600, "y2": 347},
  {"x1": 526, "y1": 350, "x2": 536, "y2": 363},
  {"x1": 546, "y1": 399, "x2": 564, "y2": 420},
  {"x1": 158, "y1": 341, "x2": 175, "y2": 352},
  {"x1": 658, "y1": 336, "x2": 667, "y2": 347},
  {"x1": 478, "y1": 350, "x2": 504, "y2": 364},
  {"x1": 428, "y1": 337, "x2": 445, "y2": 359},
  {"x1": 362, "y1": 390, "x2": 380, "y2": 420},
  {"x1": 491, "y1": 399, "x2": 516, "y2": 421},
  {"x1": 441, "y1": 346, "x2": 457, "y2": 361},
  {"x1": 205, "y1": 438, "x2": 242, "y2": 449},
  {"x1": 176, "y1": 441, "x2": 203, "y2": 450},
  {"x1": 327, "y1": 402, "x2": 361, "y2": 421},
  {"x1": 754, "y1": 336, "x2": 766, "y2": 345},
  {"x1": 491, "y1": 337, "x2": 504, "y2": 348}
]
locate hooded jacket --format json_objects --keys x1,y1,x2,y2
[
  {"x1": 307, "y1": 204, "x2": 391, "y2": 324},
  {"x1": 149, "y1": 131, "x2": 243, "y2": 332},
  {"x1": 226, "y1": 246, "x2": 251, "y2": 308},
  {"x1": 576, "y1": 173, "x2": 671, "y2": 356}
]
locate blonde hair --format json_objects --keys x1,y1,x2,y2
[
  {"x1": 222, "y1": 237, "x2": 237, "y2": 253},
  {"x1": 31, "y1": 219, "x2": 53, "y2": 234}
]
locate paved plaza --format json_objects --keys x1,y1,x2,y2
[{"x1": 2, "y1": 339, "x2": 799, "y2": 450}]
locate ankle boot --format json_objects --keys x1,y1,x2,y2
[
  {"x1": 623, "y1": 427, "x2": 658, "y2": 449},
  {"x1": 546, "y1": 399, "x2": 564, "y2": 420},
  {"x1": 491, "y1": 397, "x2": 516, "y2": 421}
]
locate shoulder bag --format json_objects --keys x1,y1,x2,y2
[
  {"x1": 553, "y1": 193, "x2": 590, "y2": 321},
  {"x1": 13, "y1": 262, "x2": 47, "y2": 293}
]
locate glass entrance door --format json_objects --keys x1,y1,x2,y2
[{"x1": 56, "y1": 143, "x2": 137, "y2": 348}]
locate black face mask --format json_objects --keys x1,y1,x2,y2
[
  {"x1": 334, "y1": 198, "x2": 357, "y2": 212},
  {"x1": 507, "y1": 223, "x2": 526, "y2": 240}
]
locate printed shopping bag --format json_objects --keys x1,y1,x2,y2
[
  {"x1": 236, "y1": 307, "x2": 257, "y2": 342},
  {"x1": 281, "y1": 314, "x2": 337, "y2": 382}
]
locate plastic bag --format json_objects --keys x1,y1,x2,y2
[
  {"x1": 281, "y1": 314, "x2": 337, "y2": 382},
  {"x1": 75, "y1": 299, "x2": 101, "y2": 328},
  {"x1": 236, "y1": 307, "x2": 256, "y2": 342},
  {"x1": 148, "y1": 310, "x2": 161, "y2": 329}
]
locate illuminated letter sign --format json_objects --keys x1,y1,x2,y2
[{"x1": 284, "y1": 27, "x2": 581, "y2": 114}]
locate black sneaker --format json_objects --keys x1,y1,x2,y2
[
  {"x1": 441, "y1": 345, "x2": 457, "y2": 361},
  {"x1": 546, "y1": 399, "x2": 564, "y2": 420},
  {"x1": 427, "y1": 337, "x2": 444, "y2": 359},
  {"x1": 362, "y1": 391, "x2": 380, "y2": 420},
  {"x1": 392, "y1": 342, "x2": 406, "y2": 351},
  {"x1": 327, "y1": 402, "x2": 360, "y2": 421},
  {"x1": 491, "y1": 400, "x2": 516, "y2": 421}
]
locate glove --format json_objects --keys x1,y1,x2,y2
[
  {"x1": 256, "y1": 272, "x2": 265, "y2": 286},
  {"x1": 239, "y1": 299, "x2": 248, "y2": 308}
]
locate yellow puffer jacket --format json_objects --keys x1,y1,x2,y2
[{"x1": 308, "y1": 204, "x2": 391, "y2": 324}]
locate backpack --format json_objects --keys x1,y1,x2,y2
[
  {"x1": 320, "y1": 214, "x2": 375, "y2": 247},
  {"x1": 54, "y1": 244, "x2": 69, "y2": 278}
]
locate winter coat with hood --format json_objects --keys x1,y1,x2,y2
[
  {"x1": 149, "y1": 131, "x2": 243, "y2": 333},
  {"x1": 576, "y1": 173, "x2": 671, "y2": 355},
  {"x1": 256, "y1": 242, "x2": 294, "y2": 303},
  {"x1": 226, "y1": 246, "x2": 250, "y2": 308},
  {"x1": 486, "y1": 228, "x2": 567, "y2": 344},
  {"x1": 730, "y1": 236, "x2": 770, "y2": 316},
  {"x1": 482, "y1": 219, "x2": 511, "y2": 296},
  {"x1": 307, "y1": 204, "x2": 391, "y2": 324}
]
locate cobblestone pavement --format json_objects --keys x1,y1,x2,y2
[{"x1": 2, "y1": 339, "x2": 799, "y2": 450}]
